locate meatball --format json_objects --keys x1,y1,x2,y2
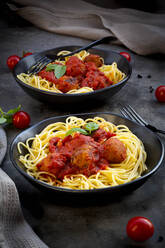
[
  {"x1": 84, "y1": 54, "x2": 103, "y2": 67},
  {"x1": 38, "y1": 70, "x2": 57, "y2": 84},
  {"x1": 102, "y1": 138, "x2": 127, "y2": 163},
  {"x1": 49, "y1": 137, "x2": 61, "y2": 153},
  {"x1": 85, "y1": 61, "x2": 98, "y2": 71},
  {"x1": 56, "y1": 75, "x2": 79, "y2": 93},
  {"x1": 92, "y1": 128, "x2": 116, "y2": 143},
  {"x1": 71, "y1": 144, "x2": 99, "y2": 169},
  {"x1": 37, "y1": 152, "x2": 66, "y2": 175},
  {"x1": 66, "y1": 56, "x2": 86, "y2": 77},
  {"x1": 38, "y1": 62, "x2": 64, "y2": 84},
  {"x1": 81, "y1": 69, "x2": 112, "y2": 90}
]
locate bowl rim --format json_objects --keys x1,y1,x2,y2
[
  {"x1": 9, "y1": 112, "x2": 164, "y2": 194},
  {"x1": 13, "y1": 46, "x2": 132, "y2": 97}
]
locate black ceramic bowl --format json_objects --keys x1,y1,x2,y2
[
  {"x1": 10, "y1": 112, "x2": 164, "y2": 197},
  {"x1": 13, "y1": 46, "x2": 132, "y2": 105}
]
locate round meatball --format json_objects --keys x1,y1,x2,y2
[
  {"x1": 56, "y1": 75, "x2": 79, "y2": 93},
  {"x1": 102, "y1": 138, "x2": 127, "y2": 163},
  {"x1": 66, "y1": 56, "x2": 86, "y2": 77},
  {"x1": 92, "y1": 128, "x2": 115, "y2": 143},
  {"x1": 71, "y1": 144, "x2": 99, "y2": 169},
  {"x1": 81, "y1": 69, "x2": 112, "y2": 90},
  {"x1": 38, "y1": 70, "x2": 57, "y2": 84},
  {"x1": 37, "y1": 152, "x2": 66, "y2": 175},
  {"x1": 84, "y1": 54, "x2": 103, "y2": 67}
]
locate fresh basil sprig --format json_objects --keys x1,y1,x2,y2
[
  {"x1": 85, "y1": 122, "x2": 99, "y2": 134},
  {"x1": 0, "y1": 105, "x2": 21, "y2": 124},
  {"x1": 0, "y1": 117, "x2": 7, "y2": 124},
  {"x1": 65, "y1": 128, "x2": 88, "y2": 136},
  {"x1": 65, "y1": 122, "x2": 99, "y2": 136},
  {"x1": 46, "y1": 64, "x2": 66, "y2": 79},
  {"x1": 45, "y1": 64, "x2": 57, "y2": 71}
]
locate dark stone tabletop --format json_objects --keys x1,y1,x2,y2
[{"x1": 0, "y1": 5, "x2": 165, "y2": 248}]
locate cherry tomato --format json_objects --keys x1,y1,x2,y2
[
  {"x1": 120, "y1": 52, "x2": 131, "y2": 62},
  {"x1": 12, "y1": 111, "x2": 30, "y2": 129},
  {"x1": 7, "y1": 55, "x2": 21, "y2": 70},
  {"x1": 127, "y1": 216, "x2": 154, "y2": 242},
  {"x1": 23, "y1": 52, "x2": 33, "y2": 57},
  {"x1": 155, "y1": 85, "x2": 165, "y2": 102}
]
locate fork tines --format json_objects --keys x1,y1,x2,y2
[
  {"x1": 27, "y1": 56, "x2": 52, "y2": 74},
  {"x1": 120, "y1": 105, "x2": 165, "y2": 135},
  {"x1": 120, "y1": 105, "x2": 147, "y2": 126}
]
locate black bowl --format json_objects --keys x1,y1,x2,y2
[
  {"x1": 13, "y1": 46, "x2": 132, "y2": 105},
  {"x1": 10, "y1": 112, "x2": 164, "y2": 198}
]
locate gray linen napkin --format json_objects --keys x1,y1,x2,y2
[
  {"x1": 11, "y1": 0, "x2": 165, "y2": 55},
  {"x1": 0, "y1": 127, "x2": 48, "y2": 248}
]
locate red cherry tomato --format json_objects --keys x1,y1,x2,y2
[
  {"x1": 120, "y1": 52, "x2": 131, "y2": 62},
  {"x1": 23, "y1": 52, "x2": 33, "y2": 57},
  {"x1": 127, "y1": 216, "x2": 154, "y2": 242},
  {"x1": 155, "y1": 85, "x2": 165, "y2": 102},
  {"x1": 7, "y1": 55, "x2": 21, "y2": 70},
  {"x1": 12, "y1": 111, "x2": 30, "y2": 129}
]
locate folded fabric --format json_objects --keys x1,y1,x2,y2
[
  {"x1": 0, "y1": 127, "x2": 48, "y2": 248},
  {"x1": 11, "y1": 0, "x2": 165, "y2": 55}
]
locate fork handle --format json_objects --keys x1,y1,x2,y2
[
  {"x1": 76, "y1": 36, "x2": 117, "y2": 51},
  {"x1": 147, "y1": 124, "x2": 165, "y2": 135},
  {"x1": 156, "y1": 129, "x2": 165, "y2": 135},
  {"x1": 59, "y1": 36, "x2": 117, "y2": 59}
]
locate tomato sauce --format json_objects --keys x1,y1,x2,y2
[
  {"x1": 38, "y1": 55, "x2": 113, "y2": 93},
  {"x1": 37, "y1": 129, "x2": 126, "y2": 180}
]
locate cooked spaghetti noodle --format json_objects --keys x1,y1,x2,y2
[
  {"x1": 17, "y1": 50, "x2": 126, "y2": 94},
  {"x1": 17, "y1": 116, "x2": 147, "y2": 190}
]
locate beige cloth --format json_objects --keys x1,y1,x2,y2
[
  {"x1": 11, "y1": 0, "x2": 165, "y2": 55},
  {"x1": 0, "y1": 127, "x2": 48, "y2": 248}
]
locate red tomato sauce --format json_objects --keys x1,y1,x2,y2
[
  {"x1": 38, "y1": 55, "x2": 113, "y2": 93},
  {"x1": 37, "y1": 129, "x2": 127, "y2": 180}
]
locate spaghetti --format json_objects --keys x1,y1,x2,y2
[
  {"x1": 17, "y1": 50, "x2": 126, "y2": 94},
  {"x1": 17, "y1": 116, "x2": 147, "y2": 190}
]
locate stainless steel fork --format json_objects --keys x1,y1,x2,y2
[
  {"x1": 120, "y1": 105, "x2": 165, "y2": 135},
  {"x1": 27, "y1": 36, "x2": 117, "y2": 74}
]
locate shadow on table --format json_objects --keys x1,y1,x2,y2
[
  {"x1": 39, "y1": 97, "x2": 108, "y2": 114},
  {"x1": 39, "y1": 189, "x2": 135, "y2": 207}
]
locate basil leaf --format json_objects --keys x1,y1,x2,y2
[
  {"x1": 55, "y1": 65, "x2": 66, "y2": 79},
  {"x1": 45, "y1": 64, "x2": 66, "y2": 79},
  {"x1": 0, "y1": 117, "x2": 7, "y2": 124},
  {"x1": 7, "y1": 105, "x2": 21, "y2": 115},
  {"x1": 85, "y1": 122, "x2": 99, "y2": 134},
  {"x1": 65, "y1": 128, "x2": 88, "y2": 136},
  {"x1": 4, "y1": 115, "x2": 13, "y2": 124},
  {"x1": 0, "y1": 105, "x2": 22, "y2": 125},
  {"x1": 0, "y1": 108, "x2": 3, "y2": 115},
  {"x1": 45, "y1": 64, "x2": 57, "y2": 71}
]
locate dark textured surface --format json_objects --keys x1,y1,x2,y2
[{"x1": 1, "y1": 9, "x2": 165, "y2": 248}]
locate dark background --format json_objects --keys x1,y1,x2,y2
[{"x1": 1, "y1": 1, "x2": 165, "y2": 248}]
